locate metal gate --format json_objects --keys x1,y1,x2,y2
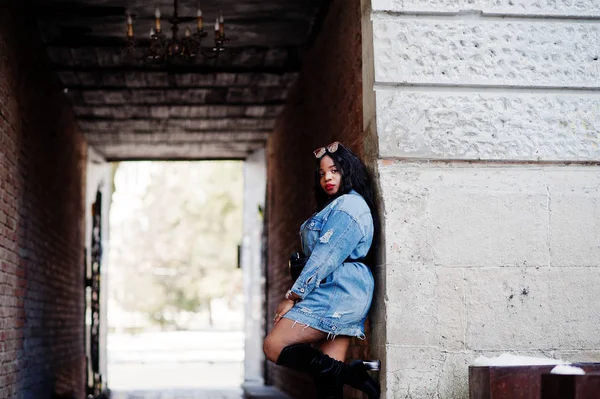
[{"x1": 86, "y1": 189, "x2": 103, "y2": 397}]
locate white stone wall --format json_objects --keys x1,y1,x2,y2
[
  {"x1": 377, "y1": 90, "x2": 600, "y2": 161},
  {"x1": 241, "y1": 148, "x2": 267, "y2": 386},
  {"x1": 366, "y1": 1, "x2": 600, "y2": 397},
  {"x1": 84, "y1": 146, "x2": 114, "y2": 386}
]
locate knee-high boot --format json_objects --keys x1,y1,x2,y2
[
  {"x1": 346, "y1": 360, "x2": 381, "y2": 398},
  {"x1": 275, "y1": 343, "x2": 380, "y2": 399},
  {"x1": 276, "y1": 343, "x2": 345, "y2": 399}
]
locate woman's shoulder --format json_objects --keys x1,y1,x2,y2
[{"x1": 332, "y1": 190, "x2": 370, "y2": 215}]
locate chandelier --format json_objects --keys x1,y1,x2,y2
[{"x1": 125, "y1": 0, "x2": 228, "y2": 62}]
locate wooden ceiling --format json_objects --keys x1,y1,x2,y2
[{"x1": 35, "y1": 0, "x2": 328, "y2": 159}]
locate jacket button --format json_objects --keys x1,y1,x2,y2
[
  {"x1": 310, "y1": 222, "x2": 315, "y2": 227},
  {"x1": 300, "y1": 288, "x2": 305, "y2": 293},
  {"x1": 332, "y1": 326, "x2": 337, "y2": 330}
]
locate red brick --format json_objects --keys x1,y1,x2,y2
[
  {"x1": 265, "y1": 1, "x2": 372, "y2": 398},
  {"x1": 0, "y1": 3, "x2": 86, "y2": 398}
]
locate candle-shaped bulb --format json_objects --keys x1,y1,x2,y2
[
  {"x1": 197, "y1": 7, "x2": 203, "y2": 30},
  {"x1": 214, "y1": 17, "x2": 219, "y2": 32},
  {"x1": 219, "y1": 11, "x2": 224, "y2": 36},
  {"x1": 126, "y1": 14, "x2": 134, "y2": 37},
  {"x1": 185, "y1": 27, "x2": 191, "y2": 37},
  {"x1": 155, "y1": 6, "x2": 161, "y2": 32},
  {"x1": 150, "y1": 28, "x2": 155, "y2": 37}
]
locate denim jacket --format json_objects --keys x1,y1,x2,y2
[{"x1": 290, "y1": 190, "x2": 374, "y2": 300}]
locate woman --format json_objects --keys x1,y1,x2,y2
[{"x1": 263, "y1": 141, "x2": 380, "y2": 399}]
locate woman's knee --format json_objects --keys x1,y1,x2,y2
[{"x1": 263, "y1": 333, "x2": 281, "y2": 363}]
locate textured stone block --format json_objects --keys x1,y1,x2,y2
[
  {"x1": 464, "y1": 267, "x2": 600, "y2": 350},
  {"x1": 464, "y1": 267, "x2": 559, "y2": 350},
  {"x1": 379, "y1": 163, "x2": 600, "y2": 268},
  {"x1": 373, "y1": 18, "x2": 600, "y2": 87},
  {"x1": 379, "y1": 166, "x2": 434, "y2": 265},
  {"x1": 380, "y1": 164, "x2": 551, "y2": 267},
  {"x1": 387, "y1": 265, "x2": 466, "y2": 349},
  {"x1": 440, "y1": 353, "x2": 471, "y2": 399},
  {"x1": 372, "y1": 0, "x2": 600, "y2": 16},
  {"x1": 386, "y1": 348, "x2": 471, "y2": 398},
  {"x1": 386, "y1": 263, "x2": 437, "y2": 346},
  {"x1": 428, "y1": 187, "x2": 549, "y2": 268},
  {"x1": 551, "y1": 351, "x2": 600, "y2": 364},
  {"x1": 376, "y1": 90, "x2": 600, "y2": 161},
  {"x1": 385, "y1": 265, "x2": 600, "y2": 354},
  {"x1": 386, "y1": 347, "x2": 448, "y2": 398},
  {"x1": 548, "y1": 192, "x2": 600, "y2": 267}
]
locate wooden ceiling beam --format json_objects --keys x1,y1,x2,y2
[
  {"x1": 78, "y1": 118, "x2": 276, "y2": 132},
  {"x1": 47, "y1": 46, "x2": 301, "y2": 70},
  {"x1": 77, "y1": 115, "x2": 275, "y2": 121},
  {"x1": 71, "y1": 100, "x2": 285, "y2": 107},
  {"x1": 66, "y1": 87, "x2": 287, "y2": 106},
  {"x1": 53, "y1": 65, "x2": 300, "y2": 75},
  {"x1": 57, "y1": 71, "x2": 297, "y2": 89},
  {"x1": 93, "y1": 142, "x2": 266, "y2": 161},
  {"x1": 72, "y1": 104, "x2": 283, "y2": 119},
  {"x1": 84, "y1": 131, "x2": 270, "y2": 144},
  {"x1": 63, "y1": 82, "x2": 294, "y2": 91}
]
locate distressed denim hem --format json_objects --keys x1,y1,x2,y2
[{"x1": 282, "y1": 308, "x2": 366, "y2": 341}]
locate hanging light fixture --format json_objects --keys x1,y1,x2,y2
[{"x1": 125, "y1": 0, "x2": 228, "y2": 62}]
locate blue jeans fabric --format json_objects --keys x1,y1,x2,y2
[{"x1": 284, "y1": 190, "x2": 375, "y2": 338}]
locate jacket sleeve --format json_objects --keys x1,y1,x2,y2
[{"x1": 290, "y1": 209, "x2": 365, "y2": 299}]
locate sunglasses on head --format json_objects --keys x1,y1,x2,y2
[{"x1": 313, "y1": 141, "x2": 342, "y2": 158}]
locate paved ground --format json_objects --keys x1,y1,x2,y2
[
  {"x1": 110, "y1": 388, "x2": 242, "y2": 399},
  {"x1": 108, "y1": 361, "x2": 244, "y2": 391},
  {"x1": 108, "y1": 330, "x2": 244, "y2": 399}
]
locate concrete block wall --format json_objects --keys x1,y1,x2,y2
[
  {"x1": 242, "y1": 148, "x2": 267, "y2": 386},
  {"x1": 0, "y1": 3, "x2": 87, "y2": 398},
  {"x1": 365, "y1": 0, "x2": 600, "y2": 397},
  {"x1": 266, "y1": 0, "x2": 374, "y2": 397}
]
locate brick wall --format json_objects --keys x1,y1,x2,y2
[
  {"x1": 265, "y1": 1, "x2": 372, "y2": 397},
  {"x1": 0, "y1": 3, "x2": 87, "y2": 398}
]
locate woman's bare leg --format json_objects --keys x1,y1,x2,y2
[
  {"x1": 263, "y1": 318, "x2": 327, "y2": 363},
  {"x1": 318, "y1": 336, "x2": 351, "y2": 361}
]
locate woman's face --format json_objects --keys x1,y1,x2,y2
[{"x1": 319, "y1": 155, "x2": 341, "y2": 197}]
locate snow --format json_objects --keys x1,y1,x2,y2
[
  {"x1": 472, "y1": 353, "x2": 570, "y2": 367},
  {"x1": 550, "y1": 365, "x2": 586, "y2": 375}
]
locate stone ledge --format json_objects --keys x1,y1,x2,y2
[{"x1": 371, "y1": 0, "x2": 600, "y2": 16}]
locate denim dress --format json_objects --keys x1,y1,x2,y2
[{"x1": 283, "y1": 190, "x2": 375, "y2": 339}]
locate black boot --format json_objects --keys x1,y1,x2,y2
[
  {"x1": 276, "y1": 344, "x2": 380, "y2": 399},
  {"x1": 276, "y1": 343, "x2": 345, "y2": 399},
  {"x1": 346, "y1": 359, "x2": 380, "y2": 398}
]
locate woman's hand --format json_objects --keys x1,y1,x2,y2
[{"x1": 273, "y1": 299, "x2": 295, "y2": 324}]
